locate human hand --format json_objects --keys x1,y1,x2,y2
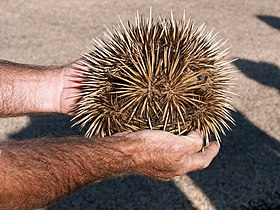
[
  {"x1": 55, "y1": 61, "x2": 219, "y2": 181},
  {"x1": 58, "y1": 59, "x2": 88, "y2": 115},
  {"x1": 122, "y1": 130, "x2": 220, "y2": 181},
  {"x1": 0, "y1": 59, "x2": 86, "y2": 117}
]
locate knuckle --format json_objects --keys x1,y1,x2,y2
[
  {"x1": 193, "y1": 161, "x2": 206, "y2": 171},
  {"x1": 198, "y1": 159, "x2": 211, "y2": 170},
  {"x1": 203, "y1": 159, "x2": 212, "y2": 168},
  {"x1": 186, "y1": 133, "x2": 203, "y2": 151},
  {"x1": 189, "y1": 131, "x2": 203, "y2": 140},
  {"x1": 193, "y1": 141, "x2": 202, "y2": 151}
]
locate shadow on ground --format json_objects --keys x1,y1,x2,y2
[
  {"x1": 47, "y1": 175, "x2": 195, "y2": 210},
  {"x1": 189, "y1": 111, "x2": 280, "y2": 210},
  {"x1": 257, "y1": 15, "x2": 280, "y2": 31},
  {"x1": 10, "y1": 115, "x2": 80, "y2": 140},
  {"x1": 9, "y1": 115, "x2": 195, "y2": 210},
  {"x1": 8, "y1": 59, "x2": 280, "y2": 209},
  {"x1": 234, "y1": 59, "x2": 280, "y2": 91},
  {"x1": 8, "y1": 113, "x2": 280, "y2": 210},
  {"x1": 187, "y1": 58, "x2": 280, "y2": 209}
]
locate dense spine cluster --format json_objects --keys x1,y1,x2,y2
[{"x1": 72, "y1": 11, "x2": 236, "y2": 144}]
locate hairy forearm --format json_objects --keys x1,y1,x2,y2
[
  {"x1": 0, "y1": 60, "x2": 63, "y2": 116},
  {"x1": 0, "y1": 136, "x2": 134, "y2": 210}
]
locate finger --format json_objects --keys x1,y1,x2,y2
[
  {"x1": 180, "y1": 130, "x2": 204, "y2": 154},
  {"x1": 186, "y1": 141, "x2": 220, "y2": 172},
  {"x1": 71, "y1": 62, "x2": 89, "y2": 71},
  {"x1": 113, "y1": 131, "x2": 130, "y2": 137}
]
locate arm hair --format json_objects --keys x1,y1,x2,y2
[
  {"x1": 0, "y1": 136, "x2": 135, "y2": 210},
  {"x1": 0, "y1": 59, "x2": 63, "y2": 116}
]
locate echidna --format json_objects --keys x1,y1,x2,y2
[{"x1": 72, "y1": 11, "x2": 236, "y2": 144}]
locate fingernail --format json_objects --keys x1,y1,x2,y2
[{"x1": 183, "y1": 133, "x2": 197, "y2": 140}]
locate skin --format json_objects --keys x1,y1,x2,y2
[{"x1": 0, "y1": 60, "x2": 220, "y2": 210}]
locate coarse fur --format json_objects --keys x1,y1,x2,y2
[{"x1": 71, "y1": 11, "x2": 236, "y2": 144}]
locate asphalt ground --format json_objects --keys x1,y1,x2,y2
[{"x1": 0, "y1": 0, "x2": 279, "y2": 209}]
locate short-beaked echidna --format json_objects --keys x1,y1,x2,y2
[{"x1": 72, "y1": 11, "x2": 236, "y2": 144}]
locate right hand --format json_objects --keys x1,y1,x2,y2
[
  {"x1": 59, "y1": 59, "x2": 89, "y2": 115},
  {"x1": 122, "y1": 130, "x2": 220, "y2": 181}
]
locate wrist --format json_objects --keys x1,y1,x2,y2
[
  {"x1": 85, "y1": 136, "x2": 138, "y2": 180},
  {"x1": 112, "y1": 133, "x2": 145, "y2": 175},
  {"x1": 0, "y1": 61, "x2": 66, "y2": 116},
  {"x1": 108, "y1": 136, "x2": 138, "y2": 175},
  {"x1": 36, "y1": 66, "x2": 64, "y2": 114}
]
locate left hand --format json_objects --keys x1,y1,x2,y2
[{"x1": 118, "y1": 130, "x2": 220, "y2": 181}]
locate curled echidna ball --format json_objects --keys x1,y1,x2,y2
[{"x1": 72, "y1": 12, "x2": 236, "y2": 144}]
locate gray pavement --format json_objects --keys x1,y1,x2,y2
[{"x1": 0, "y1": 0, "x2": 279, "y2": 209}]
